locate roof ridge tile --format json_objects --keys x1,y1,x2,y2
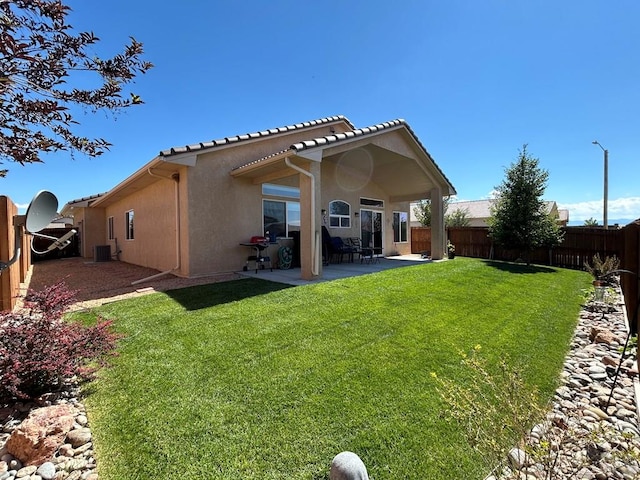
[{"x1": 160, "y1": 114, "x2": 354, "y2": 157}]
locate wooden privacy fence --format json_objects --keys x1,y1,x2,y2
[
  {"x1": 413, "y1": 226, "x2": 626, "y2": 267},
  {"x1": 412, "y1": 223, "x2": 639, "y2": 334},
  {"x1": 0, "y1": 196, "x2": 31, "y2": 311}
]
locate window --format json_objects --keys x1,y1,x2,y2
[
  {"x1": 393, "y1": 211, "x2": 408, "y2": 243},
  {"x1": 360, "y1": 197, "x2": 384, "y2": 208},
  {"x1": 125, "y1": 210, "x2": 134, "y2": 240},
  {"x1": 107, "y1": 216, "x2": 114, "y2": 240},
  {"x1": 262, "y1": 183, "x2": 300, "y2": 199},
  {"x1": 329, "y1": 200, "x2": 351, "y2": 228},
  {"x1": 263, "y1": 200, "x2": 300, "y2": 238}
]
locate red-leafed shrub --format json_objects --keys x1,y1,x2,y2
[{"x1": 0, "y1": 282, "x2": 121, "y2": 401}]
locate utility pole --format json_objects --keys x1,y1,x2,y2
[{"x1": 592, "y1": 141, "x2": 609, "y2": 229}]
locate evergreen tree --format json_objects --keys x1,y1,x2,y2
[{"x1": 488, "y1": 145, "x2": 564, "y2": 263}]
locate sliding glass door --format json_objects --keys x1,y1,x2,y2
[{"x1": 360, "y1": 209, "x2": 383, "y2": 253}]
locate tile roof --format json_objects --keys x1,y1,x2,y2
[
  {"x1": 159, "y1": 115, "x2": 355, "y2": 158},
  {"x1": 289, "y1": 119, "x2": 405, "y2": 151},
  {"x1": 64, "y1": 192, "x2": 107, "y2": 206},
  {"x1": 232, "y1": 119, "x2": 455, "y2": 195}
]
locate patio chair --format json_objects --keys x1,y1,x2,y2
[
  {"x1": 345, "y1": 237, "x2": 363, "y2": 262},
  {"x1": 329, "y1": 236, "x2": 356, "y2": 263}
]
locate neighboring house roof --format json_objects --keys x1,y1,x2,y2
[
  {"x1": 448, "y1": 199, "x2": 559, "y2": 218},
  {"x1": 558, "y1": 209, "x2": 569, "y2": 223},
  {"x1": 447, "y1": 199, "x2": 494, "y2": 219}
]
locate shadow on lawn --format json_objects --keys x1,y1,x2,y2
[
  {"x1": 165, "y1": 278, "x2": 292, "y2": 310},
  {"x1": 481, "y1": 260, "x2": 558, "y2": 274}
]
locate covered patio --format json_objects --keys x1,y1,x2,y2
[
  {"x1": 231, "y1": 120, "x2": 456, "y2": 282},
  {"x1": 238, "y1": 254, "x2": 437, "y2": 286}
]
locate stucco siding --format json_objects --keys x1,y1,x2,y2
[
  {"x1": 104, "y1": 178, "x2": 178, "y2": 272},
  {"x1": 76, "y1": 208, "x2": 106, "y2": 259}
]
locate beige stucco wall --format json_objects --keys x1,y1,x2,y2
[
  {"x1": 183, "y1": 122, "x2": 355, "y2": 277},
  {"x1": 74, "y1": 207, "x2": 107, "y2": 260},
  {"x1": 102, "y1": 175, "x2": 180, "y2": 273}
]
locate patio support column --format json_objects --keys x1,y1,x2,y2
[
  {"x1": 430, "y1": 187, "x2": 445, "y2": 260},
  {"x1": 298, "y1": 161, "x2": 321, "y2": 280}
]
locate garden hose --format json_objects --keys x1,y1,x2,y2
[{"x1": 278, "y1": 246, "x2": 293, "y2": 270}]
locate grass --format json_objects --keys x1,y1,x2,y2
[{"x1": 74, "y1": 257, "x2": 591, "y2": 479}]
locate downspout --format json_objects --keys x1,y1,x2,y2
[
  {"x1": 131, "y1": 169, "x2": 181, "y2": 285},
  {"x1": 284, "y1": 157, "x2": 319, "y2": 276}
]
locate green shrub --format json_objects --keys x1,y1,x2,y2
[{"x1": 584, "y1": 253, "x2": 620, "y2": 283}]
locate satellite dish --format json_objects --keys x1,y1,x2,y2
[
  {"x1": 1, "y1": 190, "x2": 61, "y2": 274},
  {"x1": 25, "y1": 190, "x2": 58, "y2": 233}
]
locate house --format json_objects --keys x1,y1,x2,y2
[
  {"x1": 61, "y1": 115, "x2": 456, "y2": 281},
  {"x1": 411, "y1": 199, "x2": 569, "y2": 228}
]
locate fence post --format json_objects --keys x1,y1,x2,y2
[{"x1": 621, "y1": 223, "x2": 639, "y2": 341}]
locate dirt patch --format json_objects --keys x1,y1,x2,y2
[{"x1": 24, "y1": 257, "x2": 242, "y2": 310}]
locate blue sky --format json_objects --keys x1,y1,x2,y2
[{"x1": 4, "y1": 0, "x2": 639, "y2": 225}]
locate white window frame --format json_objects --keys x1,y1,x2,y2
[
  {"x1": 125, "y1": 210, "x2": 134, "y2": 240},
  {"x1": 329, "y1": 200, "x2": 351, "y2": 228}
]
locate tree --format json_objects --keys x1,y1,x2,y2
[
  {"x1": 583, "y1": 218, "x2": 599, "y2": 227},
  {"x1": 0, "y1": 0, "x2": 153, "y2": 177},
  {"x1": 488, "y1": 145, "x2": 564, "y2": 263},
  {"x1": 413, "y1": 197, "x2": 450, "y2": 227},
  {"x1": 445, "y1": 207, "x2": 470, "y2": 227}
]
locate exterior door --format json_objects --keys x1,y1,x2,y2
[{"x1": 360, "y1": 209, "x2": 383, "y2": 253}]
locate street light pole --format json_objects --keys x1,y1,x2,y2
[{"x1": 592, "y1": 141, "x2": 609, "y2": 229}]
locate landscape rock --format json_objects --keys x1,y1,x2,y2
[
  {"x1": 5, "y1": 405, "x2": 77, "y2": 466},
  {"x1": 36, "y1": 462, "x2": 56, "y2": 480},
  {"x1": 496, "y1": 285, "x2": 640, "y2": 479},
  {"x1": 66, "y1": 428, "x2": 91, "y2": 448}
]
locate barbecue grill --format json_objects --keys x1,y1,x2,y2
[{"x1": 240, "y1": 236, "x2": 273, "y2": 273}]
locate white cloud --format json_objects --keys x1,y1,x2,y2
[
  {"x1": 484, "y1": 190, "x2": 499, "y2": 199},
  {"x1": 558, "y1": 196, "x2": 640, "y2": 222}
]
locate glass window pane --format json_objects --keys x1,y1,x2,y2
[
  {"x1": 330, "y1": 200, "x2": 349, "y2": 215},
  {"x1": 126, "y1": 210, "x2": 134, "y2": 240},
  {"x1": 263, "y1": 184, "x2": 300, "y2": 198},
  {"x1": 340, "y1": 217, "x2": 351, "y2": 228},
  {"x1": 330, "y1": 216, "x2": 340, "y2": 227},
  {"x1": 360, "y1": 197, "x2": 384, "y2": 207},
  {"x1": 400, "y1": 212, "x2": 408, "y2": 242},
  {"x1": 287, "y1": 202, "x2": 300, "y2": 233},
  {"x1": 393, "y1": 212, "x2": 400, "y2": 242},
  {"x1": 263, "y1": 200, "x2": 286, "y2": 237}
]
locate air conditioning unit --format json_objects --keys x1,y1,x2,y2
[{"x1": 94, "y1": 245, "x2": 111, "y2": 262}]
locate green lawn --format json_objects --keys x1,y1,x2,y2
[{"x1": 76, "y1": 257, "x2": 591, "y2": 479}]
